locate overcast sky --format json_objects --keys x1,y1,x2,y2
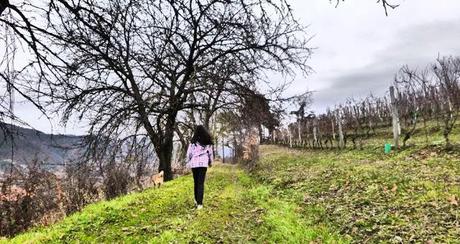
[
  {"x1": 285, "y1": 0, "x2": 460, "y2": 115},
  {"x1": 10, "y1": 0, "x2": 460, "y2": 134}
]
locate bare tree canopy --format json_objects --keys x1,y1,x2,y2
[
  {"x1": 1, "y1": 0, "x2": 312, "y2": 180},
  {"x1": 0, "y1": 0, "x2": 402, "y2": 200},
  {"x1": 0, "y1": 0, "x2": 8, "y2": 15},
  {"x1": 332, "y1": 0, "x2": 399, "y2": 16}
]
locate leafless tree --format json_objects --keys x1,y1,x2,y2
[
  {"x1": 0, "y1": 0, "x2": 8, "y2": 15},
  {"x1": 9, "y1": 0, "x2": 309, "y2": 181},
  {"x1": 394, "y1": 66, "x2": 421, "y2": 147},
  {"x1": 333, "y1": 0, "x2": 399, "y2": 16},
  {"x1": 432, "y1": 56, "x2": 460, "y2": 148}
]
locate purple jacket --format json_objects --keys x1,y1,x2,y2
[{"x1": 186, "y1": 143, "x2": 214, "y2": 168}]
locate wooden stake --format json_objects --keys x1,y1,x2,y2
[
  {"x1": 389, "y1": 86, "x2": 401, "y2": 149},
  {"x1": 336, "y1": 110, "x2": 345, "y2": 149}
]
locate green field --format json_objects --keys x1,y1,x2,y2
[{"x1": 3, "y1": 144, "x2": 460, "y2": 243}]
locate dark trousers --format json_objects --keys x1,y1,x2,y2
[{"x1": 192, "y1": 167, "x2": 207, "y2": 205}]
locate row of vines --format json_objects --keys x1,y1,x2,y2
[{"x1": 270, "y1": 56, "x2": 460, "y2": 150}]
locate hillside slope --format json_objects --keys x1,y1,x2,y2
[
  {"x1": 252, "y1": 145, "x2": 460, "y2": 243},
  {"x1": 5, "y1": 144, "x2": 459, "y2": 243},
  {"x1": 4, "y1": 163, "x2": 344, "y2": 243},
  {"x1": 0, "y1": 123, "x2": 85, "y2": 172}
]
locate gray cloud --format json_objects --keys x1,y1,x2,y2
[{"x1": 311, "y1": 17, "x2": 460, "y2": 113}]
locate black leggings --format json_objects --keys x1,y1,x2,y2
[{"x1": 192, "y1": 167, "x2": 207, "y2": 205}]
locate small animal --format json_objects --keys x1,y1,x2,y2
[{"x1": 152, "y1": 170, "x2": 164, "y2": 188}]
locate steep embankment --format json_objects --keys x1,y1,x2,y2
[{"x1": 4, "y1": 163, "x2": 344, "y2": 243}]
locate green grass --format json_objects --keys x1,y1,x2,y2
[
  {"x1": 252, "y1": 145, "x2": 460, "y2": 243},
  {"x1": 4, "y1": 164, "x2": 345, "y2": 243},
  {"x1": 5, "y1": 134, "x2": 460, "y2": 243}
]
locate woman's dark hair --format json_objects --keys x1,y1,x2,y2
[{"x1": 191, "y1": 125, "x2": 214, "y2": 146}]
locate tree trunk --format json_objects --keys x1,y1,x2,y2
[
  {"x1": 156, "y1": 138, "x2": 174, "y2": 181},
  {"x1": 423, "y1": 117, "x2": 429, "y2": 143},
  {"x1": 0, "y1": 0, "x2": 9, "y2": 16},
  {"x1": 153, "y1": 113, "x2": 177, "y2": 181},
  {"x1": 259, "y1": 124, "x2": 263, "y2": 143},
  {"x1": 179, "y1": 143, "x2": 189, "y2": 167},
  {"x1": 444, "y1": 131, "x2": 451, "y2": 148},
  {"x1": 222, "y1": 137, "x2": 225, "y2": 164},
  {"x1": 203, "y1": 112, "x2": 212, "y2": 130}
]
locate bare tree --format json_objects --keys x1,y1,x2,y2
[
  {"x1": 9, "y1": 0, "x2": 310, "y2": 180},
  {"x1": 333, "y1": 0, "x2": 399, "y2": 15},
  {"x1": 0, "y1": 0, "x2": 8, "y2": 15},
  {"x1": 394, "y1": 66, "x2": 421, "y2": 147},
  {"x1": 432, "y1": 56, "x2": 460, "y2": 148}
]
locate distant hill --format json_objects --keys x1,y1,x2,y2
[{"x1": 0, "y1": 123, "x2": 86, "y2": 172}]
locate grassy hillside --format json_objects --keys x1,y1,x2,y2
[
  {"x1": 4, "y1": 144, "x2": 460, "y2": 243},
  {"x1": 3, "y1": 164, "x2": 344, "y2": 243},
  {"x1": 252, "y1": 145, "x2": 460, "y2": 243}
]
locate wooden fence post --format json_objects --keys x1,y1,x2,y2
[
  {"x1": 336, "y1": 110, "x2": 345, "y2": 149},
  {"x1": 331, "y1": 119, "x2": 336, "y2": 141},
  {"x1": 313, "y1": 119, "x2": 318, "y2": 148},
  {"x1": 389, "y1": 86, "x2": 401, "y2": 149},
  {"x1": 297, "y1": 120, "x2": 302, "y2": 144}
]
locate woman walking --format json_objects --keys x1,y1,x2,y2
[{"x1": 186, "y1": 125, "x2": 214, "y2": 210}]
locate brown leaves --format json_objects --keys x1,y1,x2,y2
[
  {"x1": 447, "y1": 195, "x2": 458, "y2": 206},
  {"x1": 249, "y1": 207, "x2": 265, "y2": 214},
  {"x1": 382, "y1": 184, "x2": 398, "y2": 193},
  {"x1": 391, "y1": 184, "x2": 398, "y2": 193},
  {"x1": 303, "y1": 193, "x2": 311, "y2": 203},
  {"x1": 309, "y1": 239, "x2": 322, "y2": 244}
]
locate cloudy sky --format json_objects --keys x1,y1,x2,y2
[
  {"x1": 10, "y1": 0, "x2": 460, "y2": 134},
  {"x1": 284, "y1": 0, "x2": 460, "y2": 115}
]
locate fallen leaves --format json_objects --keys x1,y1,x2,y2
[
  {"x1": 382, "y1": 184, "x2": 397, "y2": 193},
  {"x1": 447, "y1": 195, "x2": 458, "y2": 206}
]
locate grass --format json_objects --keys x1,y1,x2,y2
[
  {"x1": 4, "y1": 129, "x2": 460, "y2": 243},
  {"x1": 3, "y1": 164, "x2": 345, "y2": 243},
  {"x1": 252, "y1": 145, "x2": 460, "y2": 243}
]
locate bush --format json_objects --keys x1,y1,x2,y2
[{"x1": 0, "y1": 159, "x2": 60, "y2": 237}]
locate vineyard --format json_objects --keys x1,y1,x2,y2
[
  {"x1": 272, "y1": 57, "x2": 460, "y2": 150},
  {"x1": 1, "y1": 0, "x2": 460, "y2": 242}
]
